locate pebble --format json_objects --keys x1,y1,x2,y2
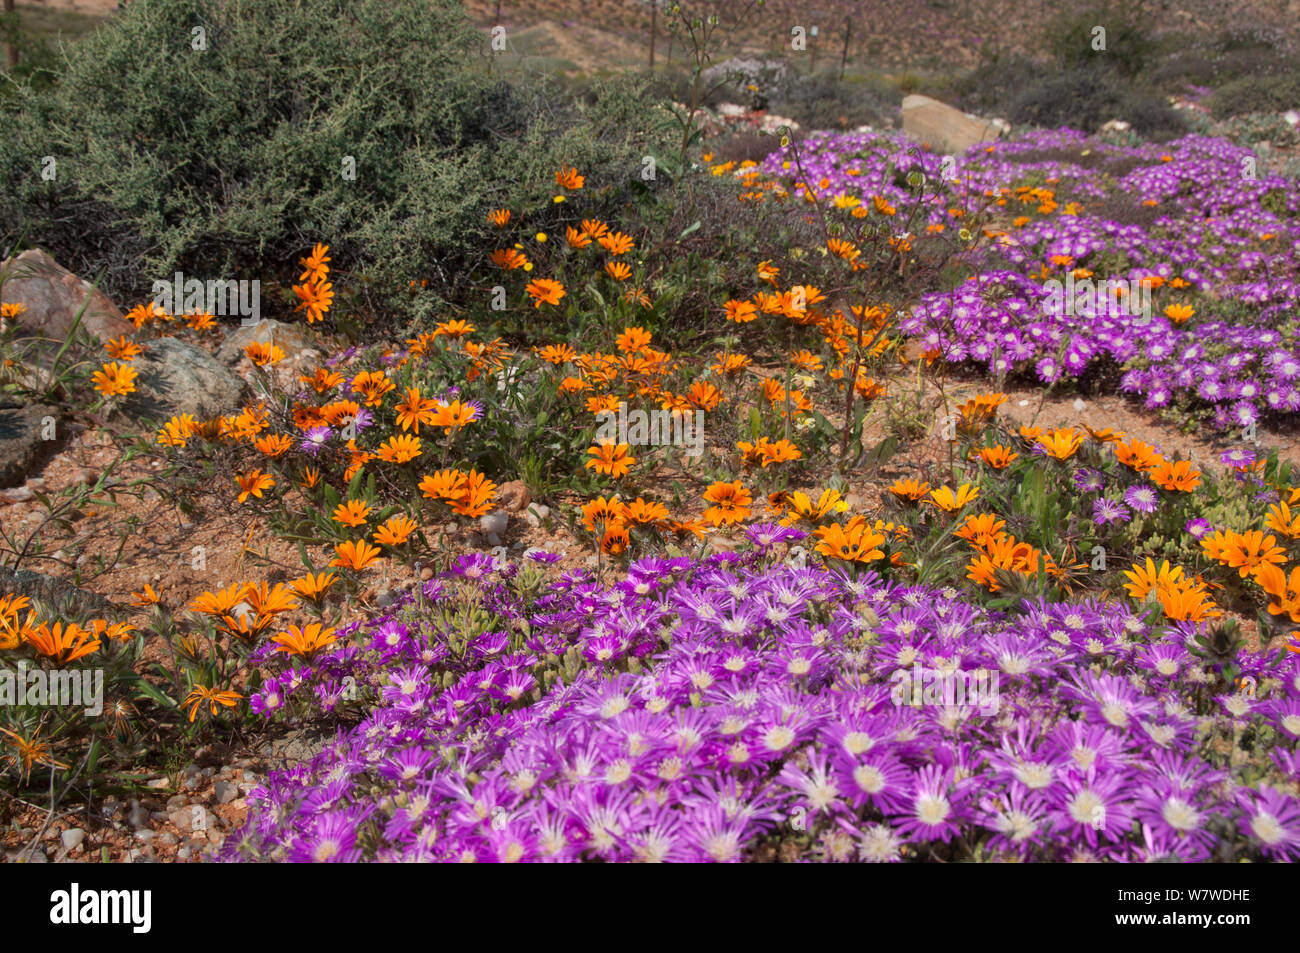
[
  {"x1": 156, "y1": 831, "x2": 178, "y2": 847},
  {"x1": 479, "y1": 510, "x2": 509, "y2": 537},
  {"x1": 136, "y1": 830, "x2": 155, "y2": 843},
  {"x1": 166, "y1": 795, "x2": 188, "y2": 812},
  {"x1": 497, "y1": 480, "x2": 531, "y2": 512},
  {"x1": 127, "y1": 800, "x2": 150, "y2": 830},
  {"x1": 487, "y1": 533, "x2": 503, "y2": 547},
  {"x1": 524, "y1": 503, "x2": 550, "y2": 527},
  {"x1": 1, "y1": 486, "x2": 34, "y2": 503},
  {"x1": 170, "y1": 805, "x2": 207, "y2": 830},
  {"x1": 146, "y1": 777, "x2": 170, "y2": 789},
  {"x1": 419, "y1": 567, "x2": 434, "y2": 581},
  {"x1": 376, "y1": 589, "x2": 395, "y2": 609},
  {"x1": 213, "y1": 780, "x2": 239, "y2": 804},
  {"x1": 61, "y1": 828, "x2": 85, "y2": 850}
]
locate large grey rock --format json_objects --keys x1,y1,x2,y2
[
  {"x1": 0, "y1": 249, "x2": 132, "y2": 344},
  {"x1": 0, "y1": 401, "x2": 62, "y2": 488},
  {"x1": 123, "y1": 338, "x2": 245, "y2": 422},
  {"x1": 901, "y1": 94, "x2": 1002, "y2": 155},
  {"x1": 217, "y1": 319, "x2": 313, "y2": 366}
]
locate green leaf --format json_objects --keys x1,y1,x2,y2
[{"x1": 678, "y1": 220, "x2": 702, "y2": 240}]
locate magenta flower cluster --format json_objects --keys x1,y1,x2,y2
[{"x1": 221, "y1": 545, "x2": 1300, "y2": 863}]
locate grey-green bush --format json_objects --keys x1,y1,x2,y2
[{"x1": 0, "y1": 0, "x2": 667, "y2": 325}]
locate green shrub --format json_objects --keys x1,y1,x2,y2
[
  {"x1": 930, "y1": 54, "x2": 1046, "y2": 117},
  {"x1": 767, "y1": 71, "x2": 902, "y2": 132},
  {"x1": 1008, "y1": 68, "x2": 1185, "y2": 139},
  {"x1": 1045, "y1": 3, "x2": 1154, "y2": 78},
  {"x1": 1208, "y1": 71, "x2": 1300, "y2": 118},
  {"x1": 0, "y1": 0, "x2": 667, "y2": 327}
]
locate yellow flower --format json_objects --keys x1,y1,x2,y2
[
  {"x1": 181, "y1": 686, "x2": 242, "y2": 722},
  {"x1": 332, "y1": 499, "x2": 372, "y2": 527},
  {"x1": 272, "y1": 623, "x2": 338, "y2": 658},
  {"x1": 235, "y1": 469, "x2": 275, "y2": 503},
  {"x1": 374, "y1": 515, "x2": 418, "y2": 547},
  {"x1": 91, "y1": 362, "x2": 138, "y2": 397},
  {"x1": 927, "y1": 483, "x2": 979, "y2": 513}
]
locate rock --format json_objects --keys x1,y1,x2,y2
[
  {"x1": 213, "y1": 780, "x2": 239, "y2": 804},
  {"x1": 61, "y1": 828, "x2": 85, "y2": 850},
  {"x1": 375, "y1": 589, "x2": 396, "y2": 609},
  {"x1": 123, "y1": 337, "x2": 245, "y2": 422},
  {"x1": 166, "y1": 795, "x2": 188, "y2": 812},
  {"x1": 419, "y1": 567, "x2": 434, "y2": 582},
  {"x1": 0, "y1": 485, "x2": 35, "y2": 503},
  {"x1": 479, "y1": 510, "x2": 509, "y2": 537},
  {"x1": 127, "y1": 800, "x2": 150, "y2": 830},
  {"x1": 487, "y1": 533, "x2": 503, "y2": 548},
  {"x1": 0, "y1": 249, "x2": 132, "y2": 344},
  {"x1": 901, "y1": 94, "x2": 1002, "y2": 155},
  {"x1": 170, "y1": 805, "x2": 209, "y2": 831},
  {"x1": 145, "y1": 777, "x2": 170, "y2": 790},
  {"x1": 135, "y1": 830, "x2": 155, "y2": 843},
  {"x1": 0, "y1": 402, "x2": 63, "y2": 488},
  {"x1": 216, "y1": 319, "x2": 314, "y2": 366},
  {"x1": 497, "y1": 480, "x2": 531, "y2": 513},
  {"x1": 21, "y1": 849, "x2": 48, "y2": 863},
  {"x1": 67, "y1": 467, "x2": 98, "y2": 487},
  {"x1": 524, "y1": 503, "x2": 550, "y2": 527},
  {"x1": 156, "y1": 831, "x2": 178, "y2": 847}
]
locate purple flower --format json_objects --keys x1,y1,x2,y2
[
  {"x1": 1123, "y1": 484, "x2": 1159, "y2": 513},
  {"x1": 1092, "y1": 498, "x2": 1130, "y2": 526},
  {"x1": 1236, "y1": 786, "x2": 1300, "y2": 861},
  {"x1": 1220, "y1": 447, "x2": 1256, "y2": 468},
  {"x1": 1184, "y1": 518, "x2": 1213, "y2": 538},
  {"x1": 299, "y1": 426, "x2": 332, "y2": 454}
]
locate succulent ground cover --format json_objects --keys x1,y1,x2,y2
[{"x1": 3, "y1": 113, "x2": 1300, "y2": 861}]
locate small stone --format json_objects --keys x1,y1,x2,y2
[
  {"x1": 127, "y1": 800, "x2": 150, "y2": 829},
  {"x1": 465, "y1": 531, "x2": 483, "y2": 548},
  {"x1": 1, "y1": 486, "x2": 34, "y2": 503},
  {"x1": 213, "y1": 781, "x2": 238, "y2": 804},
  {"x1": 1072, "y1": 398, "x2": 1087, "y2": 412},
  {"x1": 419, "y1": 567, "x2": 434, "y2": 582},
  {"x1": 177, "y1": 846, "x2": 191, "y2": 861},
  {"x1": 156, "y1": 831, "x2": 178, "y2": 847},
  {"x1": 479, "y1": 510, "x2": 509, "y2": 537},
  {"x1": 524, "y1": 503, "x2": 550, "y2": 527},
  {"x1": 443, "y1": 522, "x2": 459, "y2": 535},
  {"x1": 170, "y1": 805, "x2": 208, "y2": 830},
  {"x1": 376, "y1": 589, "x2": 395, "y2": 609},
  {"x1": 23, "y1": 849, "x2": 48, "y2": 863},
  {"x1": 136, "y1": 830, "x2": 155, "y2": 843},
  {"x1": 487, "y1": 532, "x2": 503, "y2": 548},
  {"x1": 145, "y1": 777, "x2": 170, "y2": 789},
  {"x1": 497, "y1": 480, "x2": 531, "y2": 512},
  {"x1": 166, "y1": 795, "x2": 188, "y2": 812},
  {"x1": 61, "y1": 828, "x2": 85, "y2": 850}
]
